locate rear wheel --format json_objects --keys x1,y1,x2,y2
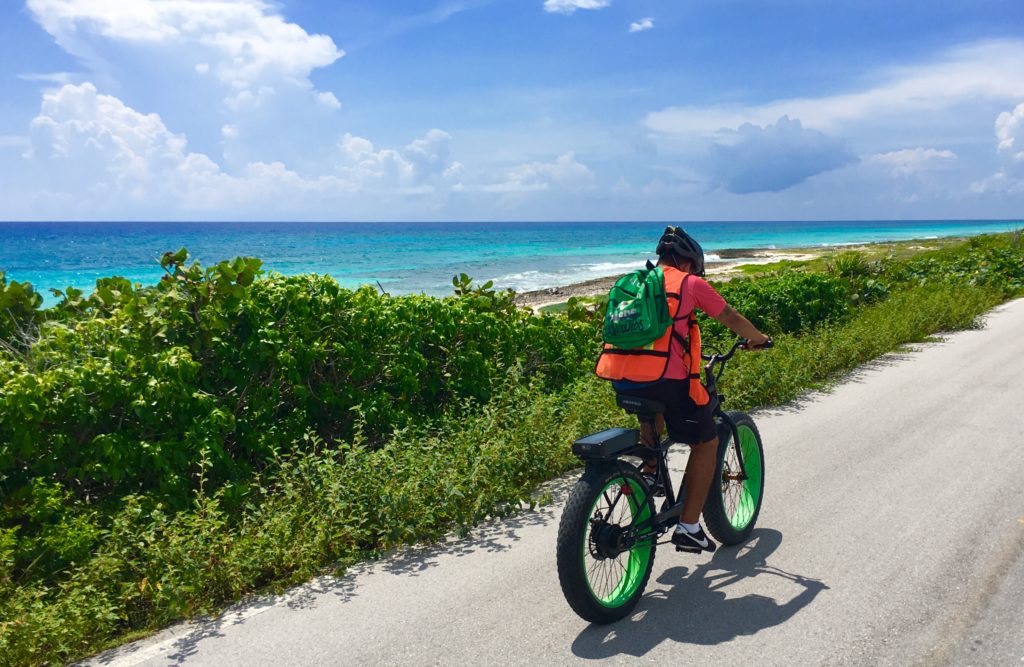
[
  {"x1": 703, "y1": 411, "x2": 765, "y2": 545},
  {"x1": 556, "y1": 463, "x2": 657, "y2": 624}
]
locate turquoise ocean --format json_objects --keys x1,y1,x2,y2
[{"x1": 0, "y1": 220, "x2": 1019, "y2": 305}]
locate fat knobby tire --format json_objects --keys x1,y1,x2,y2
[
  {"x1": 703, "y1": 411, "x2": 765, "y2": 545},
  {"x1": 556, "y1": 463, "x2": 657, "y2": 624}
]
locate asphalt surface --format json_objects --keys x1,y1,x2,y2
[{"x1": 87, "y1": 299, "x2": 1024, "y2": 667}]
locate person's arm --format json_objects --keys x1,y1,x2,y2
[{"x1": 713, "y1": 305, "x2": 770, "y2": 348}]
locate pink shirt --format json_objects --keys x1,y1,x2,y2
[{"x1": 665, "y1": 275, "x2": 727, "y2": 380}]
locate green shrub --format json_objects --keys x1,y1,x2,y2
[
  {"x1": 0, "y1": 272, "x2": 42, "y2": 350},
  {"x1": 827, "y1": 251, "x2": 874, "y2": 279},
  {"x1": 700, "y1": 271, "x2": 850, "y2": 344}
]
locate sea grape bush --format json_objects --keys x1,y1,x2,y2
[
  {"x1": 0, "y1": 272, "x2": 43, "y2": 347},
  {"x1": 713, "y1": 271, "x2": 850, "y2": 335},
  {"x1": 0, "y1": 250, "x2": 598, "y2": 571}
]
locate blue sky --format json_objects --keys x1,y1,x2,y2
[{"x1": 1, "y1": 0, "x2": 1023, "y2": 221}]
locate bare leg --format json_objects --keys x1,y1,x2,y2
[
  {"x1": 639, "y1": 414, "x2": 666, "y2": 473},
  {"x1": 681, "y1": 436, "x2": 718, "y2": 524}
]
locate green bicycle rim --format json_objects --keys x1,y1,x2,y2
[
  {"x1": 726, "y1": 425, "x2": 763, "y2": 530},
  {"x1": 582, "y1": 477, "x2": 652, "y2": 608}
]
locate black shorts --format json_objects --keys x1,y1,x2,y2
[{"x1": 616, "y1": 379, "x2": 717, "y2": 445}]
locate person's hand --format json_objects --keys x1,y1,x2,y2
[{"x1": 743, "y1": 334, "x2": 772, "y2": 350}]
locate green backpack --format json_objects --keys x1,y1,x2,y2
[{"x1": 602, "y1": 262, "x2": 671, "y2": 348}]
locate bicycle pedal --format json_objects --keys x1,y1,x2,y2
[{"x1": 675, "y1": 545, "x2": 701, "y2": 554}]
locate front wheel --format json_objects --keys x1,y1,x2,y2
[
  {"x1": 703, "y1": 411, "x2": 765, "y2": 545},
  {"x1": 556, "y1": 463, "x2": 657, "y2": 624}
]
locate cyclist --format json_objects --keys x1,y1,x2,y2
[{"x1": 596, "y1": 226, "x2": 770, "y2": 553}]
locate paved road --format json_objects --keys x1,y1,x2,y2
[{"x1": 89, "y1": 299, "x2": 1024, "y2": 667}]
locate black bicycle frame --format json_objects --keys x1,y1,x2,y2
[
  {"x1": 586, "y1": 338, "x2": 772, "y2": 553},
  {"x1": 601, "y1": 345, "x2": 753, "y2": 546}
]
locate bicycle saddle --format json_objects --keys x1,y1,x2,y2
[{"x1": 615, "y1": 394, "x2": 665, "y2": 416}]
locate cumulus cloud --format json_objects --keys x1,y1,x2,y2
[
  {"x1": 482, "y1": 152, "x2": 595, "y2": 192},
  {"x1": 21, "y1": 83, "x2": 462, "y2": 215},
  {"x1": 25, "y1": 0, "x2": 346, "y2": 172},
  {"x1": 403, "y1": 129, "x2": 456, "y2": 179},
  {"x1": 316, "y1": 91, "x2": 342, "y2": 110},
  {"x1": 337, "y1": 129, "x2": 459, "y2": 192},
  {"x1": 338, "y1": 133, "x2": 414, "y2": 186},
  {"x1": 972, "y1": 103, "x2": 1024, "y2": 194},
  {"x1": 543, "y1": 0, "x2": 610, "y2": 16},
  {"x1": 27, "y1": 0, "x2": 343, "y2": 92},
  {"x1": 646, "y1": 40, "x2": 1024, "y2": 135},
  {"x1": 868, "y1": 147, "x2": 956, "y2": 175},
  {"x1": 705, "y1": 116, "x2": 857, "y2": 194},
  {"x1": 995, "y1": 103, "x2": 1024, "y2": 170},
  {"x1": 27, "y1": 82, "x2": 225, "y2": 202},
  {"x1": 629, "y1": 18, "x2": 654, "y2": 33}
]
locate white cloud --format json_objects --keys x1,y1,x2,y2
[
  {"x1": 482, "y1": 152, "x2": 595, "y2": 192},
  {"x1": 315, "y1": 91, "x2": 342, "y2": 110},
  {"x1": 223, "y1": 85, "x2": 276, "y2": 111},
  {"x1": 18, "y1": 71, "x2": 76, "y2": 85},
  {"x1": 20, "y1": 83, "x2": 464, "y2": 216},
  {"x1": 28, "y1": 82, "x2": 223, "y2": 200},
  {"x1": 403, "y1": 129, "x2": 455, "y2": 178},
  {"x1": 972, "y1": 103, "x2": 1024, "y2": 194},
  {"x1": 868, "y1": 147, "x2": 956, "y2": 175},
  {"x1": 646, "y1": 40, "x2": 1024, "y2": 136},
  {"x1": 629, "y1": 18, "x2": 653, "y2": 33},
  {"x1": 543, "y1": 0, "x2": 610, "y2": 16},
  {"x1": 995, "y1": 103, "x2": 1024, "y2": 168},
  {"x1": 337, "y1": 128, "x2": 459, "y2": 192},
  {"x1": 26, "y1": 0, "x2": 343, "y2": 98},
  {"x1": 705, "y1": 116, "x2": 857, "y2": 194},
  {"x1": 339, "y1": 133, "x2": 416, "y2": 186}
]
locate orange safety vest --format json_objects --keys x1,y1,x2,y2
[{"x1": 595, "y1": 265, "x2": 710, "y2": 406}]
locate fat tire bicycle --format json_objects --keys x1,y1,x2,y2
[{"x1": 556, "y1": 338, "x2": 770, "y2": 625}]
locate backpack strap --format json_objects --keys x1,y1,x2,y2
[
  {"x1": 670, "y1": 275, "x2": 708, "y2": 392},
  {"x1": 671, "y1": 273, "x2": 693, "y2": 321}
]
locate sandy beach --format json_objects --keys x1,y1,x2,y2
[{"x1": 513, "y1": 247, "x2": 820, "y2": 310}]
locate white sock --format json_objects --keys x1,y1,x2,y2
[{"x1": 677, "y1": 521, "x2": 700, "y2": 533}]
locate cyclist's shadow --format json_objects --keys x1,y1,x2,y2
[{"x1": 571, "y1": 528, "x2": 828, "y2": 659}]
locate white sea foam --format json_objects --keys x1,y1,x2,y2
[
  {"x1": 489, "y1": 269, "x2": 570, "y2": 292},
  {"x1": 491, "y1": 260, "x2": 645, "y2": 292},
  {"x1": 583, "y1": 261, "x2": 648, "y2": 274},
  {"x1": 489, "y1": 254, "x2": 743, "y2": 293}
]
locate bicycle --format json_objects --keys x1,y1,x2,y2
[{"x1": 555, "y1": 338, "x2": 771, "y2": 624}]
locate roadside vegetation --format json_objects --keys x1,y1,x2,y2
[{"x1": 1, "y1": 232, "x2": 1022, "y2": 665}]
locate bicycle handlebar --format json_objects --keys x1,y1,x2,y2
[{"x1": 702, "y1": 337, "x2": 773, "y2": 383}]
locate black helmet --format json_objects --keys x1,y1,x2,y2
[{"x1": 656, "y1": 226, "x2": 705, "y2": 276}]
